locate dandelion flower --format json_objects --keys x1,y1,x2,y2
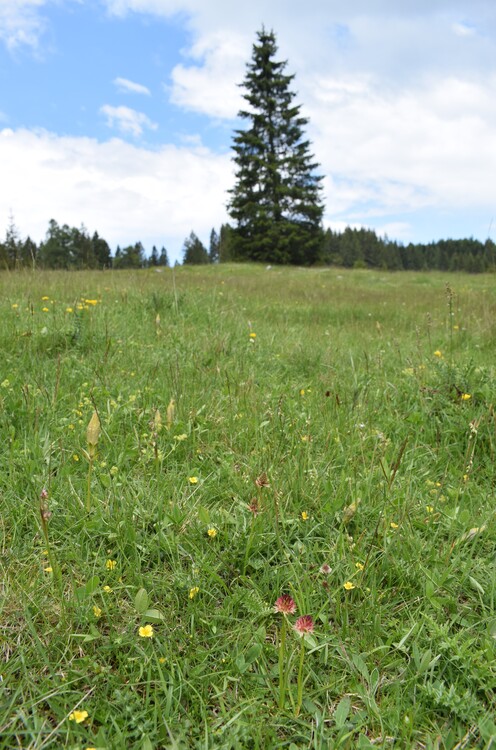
[
  {"x1": 274, "y1": 595, "x2": 296, "y2": 615},
  {"x1": 105, "y1": 559, "x2": 117, "y2": 570},
  {"x1": 42, "y1": 307, "x2": 49, "y2": 312},
  {"x1": 294, "y1": 615, "x2": 314, "y2": 635},
  {"x1": 188, "y1": 476, "x2": 198, "y2": 484},
  {"x1": 189, "y1": 586, "x2": 200, "y2": 599},
  {"x1": 69, "y1": 710, "x2": 89, "y2": 723},
  {"x1": 249, "y1": 332, "x2": 257, "y2": 338},
  {"x1": 138, "y1": 624, "x2": 154, "y2": 638},
  {"x1": 301, "y1": 511, "x2": 309, "y2": 521},
  {"x1": 434, "y1": 350, "x2": 442, "y2": 358},
  {"x1": 343, "y1": 581, "x2": 355, "y2": 591},
  {"x1": 207, "y1": 528, "x2": 217, "y2": 538}
]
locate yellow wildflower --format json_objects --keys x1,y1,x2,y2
[
  {"x1": 11, "y1": 303, "x2": 18, "y2": 309},
  {"x1": 103, "y1": 585, "x2": 112, "y2": 593},
  {"x1": 343, "y1": 581, "x2": 355, "y2": 591},
  {"x1": 105, "y1": 559, "x2": 117, "y2": 570},
  {"x1": 41, "y1": 296, "x2": 50, "y2": 301},
  {"x1": 461, "y1": 393, "x2": 471, "y2": 401},
  {"x1": 434, "y1": 350, "x2": 442, "y2": 358},
  {"x1": 42, "y1": 307, "x2": 49, "y2": 312},
  {"x1": 426, "y1": 505, "x2": 434, "y2": 513},
  {"x1": 249, "y1": 332, "x2": 256, "y2": 338},
  {"x1": 93, "y1": 605, "x2": 102, "y2": 618},
  {"x1": 207, "y1": 528, "x2": 217, "y2": 538},
  {"x1": 301, "y1": 511, "x2": 309, "y2": 521},
  {"x1": 174, "y1": 433, "x2": 188, "y2": 441},
  {"x1": 69, "y1": 710, "x2": 88, "y2": 723},
  {"x1": 355, "y1": 562, "x2": 364, "y2": 571},
  {"x1": 300, "y1": 389, "x2": 305, "y2": 396},
  {"x1": 66, "y1": 307, "x2": 73, "y2": 313},
  {"x1": 189, "y1": 586, "x2": 200, "y2": 599},
  {"x1": 188, "y1": 476, "x2": 198, "y2": 484},
  {"x1": 44, "y1": 566, "x2": 53, "y2": 573},
  {"x1": 138, "y1": 624, "x2": 154, "y2": 638},
  {"x1": 390, "y1": 522, "x2": 399, "y2": 529}
]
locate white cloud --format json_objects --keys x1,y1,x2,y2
[
  {"x1": 452, "y1": 21, "x2": 477, "y2": 37},
  {"x1": 169, "y1": 31, "x2": 248, "y2": 119},
  {"x1": 306, "y1": 72, "x2": 496, "y2": 224},
  {"x1": 100, "y1": 105, "x2": 158, "y2": 137},
  {"x1": 0, "y1": 0, "x2": 49, "y2": 50},
  {"x1": 0, "y1": 127, "x2": 233, "y2": 259},
  {"x1": 114, "y1": 77, "x2": 151, "y2": 95}
]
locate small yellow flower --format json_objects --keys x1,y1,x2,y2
[
  {"x1": 44, "y1": 566, "x2": 53, "y2": 573},
  {"x1": 188, "y1": 476, "x2": 198, "y2": 484},
  {"x1": 41, "y1": 296, "x2": 50, "y2": 301},
  {"x1": 463, "y1": 473, "x2": 469, "y2": 482},
  {"x1": 93, "y1": 605, "x2": 102, "y2": 618},
  {"x1": 138, "y1": 624, "x2": 154, "y2": 638},
  {"x1": 103, "y1": 585, "x2": 113, "y2": 593},
  {"x1": 390, "y1": 522, "x2": 399, "y2": 529},
  {"x1": 105, "y1": 559, "x2": 117, "y2": 570},
  {"x1": 355, "y1": 562, "x2": 364, "y2": 571},
  {"x1": 42, "y1": 307, "x2": 49, "y2": 312},
  {"x1": 301, "y1": 511, "x2": 309, "y2": 521},
  {"x1": 461, "y1": 393, "x2": 471, "y2": 401},
  {"x1": 85, "y1": 299, "x2": 98, "y2": 305},
  {"x1": 207, "y1": 528, "x2": 217, "y2": 538},
  {"x1": 189, "y1": 586, "x2": 200, "y2": 599},
  {"x1": 66, "y1": 307, "x2": 73, "y2": 313},
  {"x1": 300, "y1": 389, "x2": 305, "y2": 396},
  {"x1": 453, "y1": 324, "x2": 459, "y2": 330},
  {"x1": 343, "y1": 581, "x2": 355, "y2": 591},
  {"x1": 434, "y1": 350, "x2": 442, "y2": 358},
  {"x1": 174, "y1": 433, "x2": 188, "y2": 441},
  {"x1": 73, "y1": 454, "x2": 79, "y2": 461},
  {"x1": 69, "y1": 710, "x2": 89, "y2": 724},
  {"x1": 426, "y1": 505, "x2": 434, "y2": 513},
  {"x1": 249, "y1": 332, "x2": 256, "y2": 338},
  {"x1": 11, "y1": 303, "x2": 18, "y2": 309},
  {"x1": 159, "y1": 657, "x2": 166, "y2": 664}
]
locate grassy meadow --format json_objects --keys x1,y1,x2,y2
[{"x1": 1, "y1": 264, "x2": 496, "y2": 749}]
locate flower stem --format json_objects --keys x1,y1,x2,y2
[
  {"x1": 295, "y1": 636, "x2": 306, "y2": 717},
  {"x1": 278, "y1": 616, "x2": 287, "y2": 709},
  {"x1": 86, "y1": 457, "x2": 93, "y2": 512}
]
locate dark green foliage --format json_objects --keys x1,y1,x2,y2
[
  {"x1": 228, "y1": 28, "x2": 324, "y2": 265},
  {"x1": 158, "y1": 246, "x2": 169, "y2": 267},
  {"x1": 208, "y1": 228, "x2": 220, "y2": 263},
  {"x1": 113, "y1": 242, "x2": 146, "y2": 269},
  {"x1": 182, "y1": 231, "x2": 209, "y2": 264}
]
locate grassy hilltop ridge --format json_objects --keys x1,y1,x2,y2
[{"x1": 1, "y1": 265, "x2": 496, "y2": 749}]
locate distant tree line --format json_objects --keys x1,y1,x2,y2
[{"x1": 1, "y1": 216, "x2": 495, "y2": 272}]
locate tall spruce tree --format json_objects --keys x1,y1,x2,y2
[{"x1": 228, "y1": 28, "x2": 324, "y2": 265}]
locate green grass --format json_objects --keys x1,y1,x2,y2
[{"x1": 1, "y1": 265, "x2": 496, "y2": 749}]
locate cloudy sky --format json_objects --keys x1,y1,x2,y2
[{"x1": 1, "y1": 1, "x2": 495, "y2": 262}]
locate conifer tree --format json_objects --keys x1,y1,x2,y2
[{"x1": 228, "y1": 28, "x2": 324, "y2": 265}]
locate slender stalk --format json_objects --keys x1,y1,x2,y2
[
  {"x1": 86, "y1": 457, "x2": 93, "y2": 513},
  {"x1": 295, "y1": 637, "x2": 306, "y2": 717},
  {"x1": 278, "y1": 617, "x2": 287, "y2": 709}
]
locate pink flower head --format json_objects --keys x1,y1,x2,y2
[
  {"x1": 40, "y1": 488, "x2": 48, "y2": 499},
  {"x1": 294, "y1": 615, "x2": 314, "y2": 635},
  {"x1": 274, "y1": 595, "x2": 296, "y2": 615}
]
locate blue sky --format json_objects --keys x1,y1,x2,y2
[{"x1": 1, "y1": 1, "x2": 496, "y2": 263}]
